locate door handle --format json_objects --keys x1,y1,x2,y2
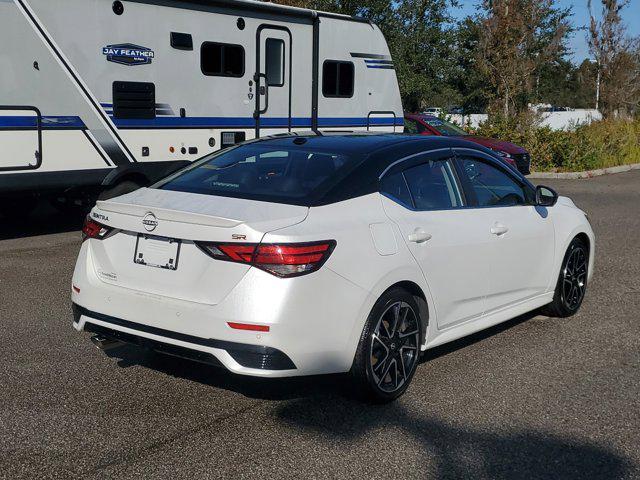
[
  {"x1": 254, "y1": 72, "x2": 269, "y2": 116},
  {"x1": 490, "y1": 223, "x2": 509, "y2": 236},
  {"x1": 408, "y1": 229, "x2": 432, "y2": 244}
]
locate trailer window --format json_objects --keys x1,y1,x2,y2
[
  {"x1": 201, "y1": 42, "x2": 244, "y2": 77},
  {"x1": 322, "y1": 61, "x2": 354, "y2": 98},
  {"x1": 265, "y1": 38, "x2": 285, "y2": 87}
]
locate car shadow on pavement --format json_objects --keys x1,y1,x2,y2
[
  {"x1": 103, "y1": 310, "x2": 542, "y2": 402},
  {"x1": 100, "y1": 311, "x2": 634, "y2": 478},
  {"x1": 275, "y1": 399, "x2": 632, "y2": 479}
]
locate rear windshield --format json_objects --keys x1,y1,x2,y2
[{"x1": 157, "y1": 144, "x2": 361, "y2": 205}]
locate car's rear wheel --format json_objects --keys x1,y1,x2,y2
[
  {"x1": 351, "y1": 288, "x2": 422, "y2": 403},
  {"x1": 542, "y1": 237, "x2": 589, "y2": 318}
]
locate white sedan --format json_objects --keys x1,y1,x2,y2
[{"x1": 72, "y1": 134, "x2": 594, "y2": 402}]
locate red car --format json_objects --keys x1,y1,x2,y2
[{"x1": 404, "y1": 113, "x2": 531, "y2": 175}]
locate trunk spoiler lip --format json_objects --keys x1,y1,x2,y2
[{"x1": 94, "y1": 201, "x2": 244, "y2": 228}]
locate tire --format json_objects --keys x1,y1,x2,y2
[
  {"x1": 350, "y1": 288, "x2": 423, "y2": 403},
  {"x1": 98, "y1": 180, "x2": 142, "y2": 201},
  {"x1": 541, "y1": 237, "x2": 589, "y2": 318}
]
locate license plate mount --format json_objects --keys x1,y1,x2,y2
[{"x1": 134, "y1": 234, "x2": 181, "y2": 271}]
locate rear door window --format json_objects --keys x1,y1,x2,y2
[
  {"x1": 403, "y1": 160, "x2": 462, "y2": 210},
  {"x1": 158, "y1": 145, "x2": 359, "y2": 205},
  {"x1": 380, "y1": 171, "x2": 413, "y2": 208}
]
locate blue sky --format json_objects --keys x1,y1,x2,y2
[{"x1": 451, "y1": 0, "x2": 640, "y2": 63}]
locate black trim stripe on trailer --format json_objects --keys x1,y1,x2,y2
[
  {"x1": 311, "y1": 15, "x2": 320, "y2": 133},
  {"x1": 15, "y1": 0, "x2": 136, "y2": 164},
  {"x1": 81, "y1": 130, "x2": 112, "y2": 167},
  {"x1": 350, "y1": 52, "x2": 392, "y2": 60}
]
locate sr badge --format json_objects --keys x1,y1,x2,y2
[{"x1": 102, "y1": 43, "x2": 155, "y2": 66}]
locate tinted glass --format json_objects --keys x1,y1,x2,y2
[
  {"x1": 380, "y1": 171, "x2": 413, "y2": 208},
  {"x1": 458, "y1": 157, "x2": 527, "y2": 207},
  {"x1": 322, "y1": 61, "x2": 354, "y2": 97},
  {"x1": 265, "y1": 38, "x2": 284, "y2": 86},
  {"x1": 201, "y1": 42, "x2": 244, "y2": 77},
  {"x1": 404, "y1": 160, "x2": 462, "y2": 210},
  {"x1": 158, "y1": 145, "x2": 358, "y2": 205},
  {"x1": 423, "y1": 117, "x2": 467, "y2": 136},
  {"x1": 404, "y1": 118, "x2": 426, "y2": 134}
]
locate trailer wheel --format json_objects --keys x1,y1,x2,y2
[{"x1": 98, "y1": 180, "x2": 142, "y2": 201}]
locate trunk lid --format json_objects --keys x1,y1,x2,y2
[{"x1": 88, "y1": 188, "x2": 308, "y2": 305}]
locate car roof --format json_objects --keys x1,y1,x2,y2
[
  {"x1": 244, "y1": 133, "x2": 503, "y2": 206},
  {"x1": 249, "y1": 132, "x2": 480, "y2": 156}
]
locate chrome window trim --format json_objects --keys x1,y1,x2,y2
[{"x1": 378, "y1": 147, "x2": 452, "y2": 180}]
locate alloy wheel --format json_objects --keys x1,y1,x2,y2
[
  {"x1": 369, "y1": 301, "x2": 420, "y2": 393},
  {"x1": 562, "y1": 246, "x2": 588, "y2": 311}
]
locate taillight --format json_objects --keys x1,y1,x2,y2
[
  {"x1": 81, "y1": 216, "x2": 113, "y2": 242},
  {"x1": 197, "y1": 241, "x2": 336, "y2": 278}
]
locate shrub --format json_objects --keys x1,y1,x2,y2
[{"x1": 471, "y1": 116, "x2": 640, "y2": 172}]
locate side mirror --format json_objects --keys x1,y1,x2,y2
[{"x1": 536, "y1": 185, "x2": 558, "y2": 207}]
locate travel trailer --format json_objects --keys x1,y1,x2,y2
[{"x1": 0, "y1": 0, "x2": 403, "y2": 215}]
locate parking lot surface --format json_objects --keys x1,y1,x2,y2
[{"x1": 1, "y1": 171, "x2": 639, "y2": 479}]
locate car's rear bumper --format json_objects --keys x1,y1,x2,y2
[
  {"x1": 72, "y1": 241, "x2": 371, "y2": 378},
  {"x1": 73, "y1": 304, "x2": 296, "y2": 371}
]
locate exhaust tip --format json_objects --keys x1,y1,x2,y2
[{"x1": 90, "y1": 334, "x2": 124, "y2": 351}]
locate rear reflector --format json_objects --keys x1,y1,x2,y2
[
  {"x1": 197, "y1": 240, "x2": 336, "y2": 278},
  {"x1": 227, "y1": 322, "x2": 270, "y2": 332},
  {"x1": 82, "y1": 216, "x2": 113, "y2": 242}
]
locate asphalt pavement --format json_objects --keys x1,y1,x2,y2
[{"x1": 0, "y1": 171, "x2": 638, "y2": 479}]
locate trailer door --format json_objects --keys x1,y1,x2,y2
[
  {"x1": 0, "y1": 107, "x2": 42, "y2": 171},
  {"x1": 255, "y1": 27, "x2": 292, "y2": 137}
]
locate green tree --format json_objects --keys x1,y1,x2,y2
[
  {"x1": 449, "y1": 16, "x2": 492, "y2": 113},
  {"x1": 476, "y1": 0, "x2": 572, "y2": 116},
  {"x1": 275, "y1": 0, "x2": 459, "y2": 111},
  {"x1": 588, "y1": 0, "x2": 640, "y2": 117}
]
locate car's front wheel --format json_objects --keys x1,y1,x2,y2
[
  {"x1": 542, "y1": 236, "x2": 589, "y2": 318},
  {"x1": 350, "y1": 288, "x2": 423, "y2": 403}
]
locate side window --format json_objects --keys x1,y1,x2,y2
[
  {"x1": 380, "y1": 171, "x2": 413, "y2": 208},
  {"x1": 322, "y1": 61, "x2": 354, "y2": 98},
  {"x1": 458, "y1": 157, "x2": 527, "y2": 207},
  {"x1": 405, "y1": 119, "x2": 426, "y2": 134},
  {"x1": 201, "y1": 42, "x2": 244, "y2": 77},
  {"x1": 404, "y1": 160, "x2": 462, "y2": 210},
  {"x1": 404, "y1": 119, "x2": 418, "y2": 134},
  {"x1": 265, "y1": 38, "x2": 285, "y2": 86}
]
